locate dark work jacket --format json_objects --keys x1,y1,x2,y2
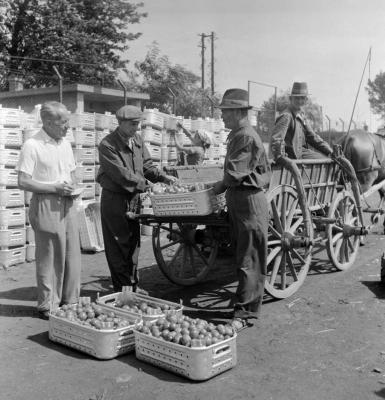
[
  {"x1": 223, "y1": 119, "x2": 271, "y2": 189},
  {"x1": 96, "y1": 129, "x2": 167, "y2": 195},
  {"x1": 271, "y1": 109, "x2": 332, "y2": 160}
]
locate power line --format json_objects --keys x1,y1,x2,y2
[{"x1": 3, "y1": 55, "x2": 102, "y2": 67}]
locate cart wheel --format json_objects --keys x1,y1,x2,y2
[
  {"x1": 326, "y1": 190, "x2": 360, "y2": 270},
  {"x1": 265, "y1": 184, "x2": 313, "y2": 299},
  {"x1": 152, "y1": 223, "x2": 218, "y2": 286}
]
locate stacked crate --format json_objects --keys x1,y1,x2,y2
[
  {"x1": 70, "y1": 113, "x2": 97, "y2": 202},
  {"x1": 0, "y1": 107, "x2": 26, "y2": 268},
  {"x1": 21, "y1": 108, "x2": 41, "y2": 262},
  {"x1": 94, "y1": 112, "x2": 118, "y2": 202},
  {"x1": 141, "y1": 109, "x2": 164, "y2": 169}
]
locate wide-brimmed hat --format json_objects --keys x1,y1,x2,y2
[
  {"x1": 290, "y1": 82, "x2": 309, "y2": 97},
  {"x1": 116, "y1": 105, "x2": 143, "y2": 121},
  {"x1": 217, "y1": 88, "x2": 252, "y2": 109}
]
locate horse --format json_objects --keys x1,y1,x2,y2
[{"x1": 339, "y1": 129, "x2": 385, "y2": 229}]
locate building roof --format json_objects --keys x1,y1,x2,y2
[{"x1": 0, "y1": 83, "x2": 150, "y2": 102}]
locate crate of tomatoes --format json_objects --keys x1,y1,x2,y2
[
  {"x1": 134, "y1": 313, "x2": 237, "y2": 381},
  {"x1": 149, "y1": 182, "x2": 225, "y2": 216},
  {"x1": 48, "y1": 297, "x2": 141, "y2": 360},
  {"x1": 96, "y1": 288, "x2": 183, "y2": 323}
]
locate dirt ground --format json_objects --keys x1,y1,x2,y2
[{"x1": 2, "y1": 221, "x2": 385, "y2": 400}]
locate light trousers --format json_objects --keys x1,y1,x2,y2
[{"x1": 29, "y1": 193, "x2": 81, "y2": 311}]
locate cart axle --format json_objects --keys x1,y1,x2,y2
[
  {"x1": 281, "y1": 232, "x2": 313, "y2": 250},
  {"x1": 343, "y1": 225, "x2": 368, "y2": 237}
]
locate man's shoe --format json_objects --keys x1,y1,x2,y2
[{"x1": 37, "y1": 310, "x2": 50, "y2": 320}]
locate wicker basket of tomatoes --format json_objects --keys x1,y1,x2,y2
[{"x1": 48, "y1": 297, "x2": 141, "y2": 360}]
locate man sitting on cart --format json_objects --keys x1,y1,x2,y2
[
  {"x1": 213, "y1": 88, "x2": 271, "y2": 332},
  {"x1": 271, "y1": 82, "x2": 333, "y2": 160}
]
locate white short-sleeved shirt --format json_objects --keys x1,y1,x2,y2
[{"x1": 16, "y1": 129, "x2": 76, "y2": 184}]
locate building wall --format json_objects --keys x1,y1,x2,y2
[
  {"x1": 1, "y1": 93, "x2": 143, "y2": 114},
  {"x1": 0, "y1": 92, "x2": 80, "y2": 113}
]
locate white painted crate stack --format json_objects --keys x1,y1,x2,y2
[
  {"x1": 141, "y1": 109, "x2": 164, "y2": 169},
  {"x1": 0, "y1": 106, "x2": 26, "y2": 268},
  {"x1": 94, "y1": 112, "x2": 118, "y2": 201},
  {"x1": 70, "y1": 113, "x2": 97, "y2": 202}
]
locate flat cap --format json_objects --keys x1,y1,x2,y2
[{"x1": 116, "y1": 105, "x2": 143, "y2": 121}]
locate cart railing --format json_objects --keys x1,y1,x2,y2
[{"x1": 269, "y1": 159, "x2": 340, "y2": 211}]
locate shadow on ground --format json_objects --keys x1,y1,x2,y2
[{"x1": 360, "y1": 280, "x2": 385, "y2": 299}]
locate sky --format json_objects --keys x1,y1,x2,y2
[{"x1": 124, "y1": 0, "x2": 385, "y2": 132}]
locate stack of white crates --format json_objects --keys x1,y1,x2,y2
[
  {"x1": 0, "y1": 106, "x2": 26, "y2": 268},
  {"x1": 94, "y1": 112, "x2": 118, "y2": 202},
  {"x1": 21, "y1": 109, "x2": 41, "y2": 263},
  {"x1": 141, "y1": 109, "x2": 164, "y2": 169},
  {"x1": 70, "y1": 113, "x2": 97, "y2": 202}
]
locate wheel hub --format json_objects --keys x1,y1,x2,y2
[{"x1": 281, "y1": 231, "x2": 312, "y2": 250}]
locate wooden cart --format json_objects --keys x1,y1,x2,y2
[{"x1": 138, "y1": 156, "x2": 367, "y2": 299}]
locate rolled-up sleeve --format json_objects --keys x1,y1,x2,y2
[
  {"x1": 223, "y1": 135, "x2": 253, "y2": 187},
  {"x1": 98, "y1": 142, "x2": 146, "y2": 192}
]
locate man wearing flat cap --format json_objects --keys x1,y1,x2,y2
[
  {"x1": 97, "y1": 105, "x2": 176, "y2": 293},
  {"x1": 213, "y1": 88, "x2": 271, "y2": 332},
  {"x1": 271, "y1": 82, "x2": 332, "y2": 160}
]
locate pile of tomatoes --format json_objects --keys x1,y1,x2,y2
[
  {"x1": 114, "y1": 299, "x2": 175, "y2": 316},
  {"x1": 151, "y1": 182, "x2": 206, "y2": 195},
  {"x1": 54, "y1": 301, "x2": 132, "y2": 330},
  {"x1": 136, "y1": 312, "x2": 235, "y2": 348}
]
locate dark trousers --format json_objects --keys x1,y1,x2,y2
[
  {"x1": 100, "y1": 190, "x2": 140, "y2": 292},
  {"x1": 226, "y1": 188, "x2": 268, "y2": 319}
]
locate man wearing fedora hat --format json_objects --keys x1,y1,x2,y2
[
  {"x1": 213, "y1": 88, "x2": 271, "y2": 331},
  {"x1": 271, "y1": 82, "x2": 332, "y2": 160},
  {"x1": 97, "y1": 105, "x2": 177, "y2": 293}
]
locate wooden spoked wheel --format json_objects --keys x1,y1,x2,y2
[
  {"x1": 326, "y1": 191, "x2": 360, "y2": 271},
  {"x1": 265, "y1": 184, "x2": 313, "y2": 299},
  {"x1": 152, "y1": 223, "x2": 218, "y2": 286}
]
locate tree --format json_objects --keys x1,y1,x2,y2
[
  {"x1": 0, "y1": 0, "x2": 146, "y2": 88},
  {"x1": 367, "y1": 72, "x2": 385, "y2": 120},
  {"x1": 257, "y1": 90, "x2": 324, "y2": 140},
  {"x1": 131, "y1": 43, "x2": 221, "y2": 118}
]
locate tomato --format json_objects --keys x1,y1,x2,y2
[
  {"x1": 168, "y1": 322, "x2": 177, "y2": 331},
  {"x1": 55, "y1": 310, "x2": 66, "y2": 318},
  {"x1": 189, "y1": 328, "x2": 199, "y2": 339},
  {"x1": 224, "y1": 326, "x2": 234, "y2": 336},
  {"x1": 181, "y1": 328, "x2": 189, "y2": 336},
  {"x1": 180, "y1": 334, "x2": 191, "y2": 346},
  {"x1": 78, "y1": 311, "x2": 87, "y2": 321},
  {"x1": 181, "y1": 320, "x2": 190, "y2": 329},
  {"x1": 161, "y1": 329, "x2": 170, "y2": 339},
  {"x1": 173, "y1": 333, "x2": 182, "y2": 344},
  {"x1": 61, "y1": 304, "x2": 68, "y2": 311},
  {"x1": 205, "y1": 337, "x2": 213, "y2": 347},
  {"x1": 217, "y1": 324, "x2": 226, "y2": 335}
]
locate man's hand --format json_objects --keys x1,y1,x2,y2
[
  {"x1": 54, "y1": 182, "x2": 75, "y2": 196},
  {"x1": 212, "y1": 180, "x2": 226, "y2": 194},
  {"x1": 163, "y1": 175, "x2": 178, "y2": 185}
]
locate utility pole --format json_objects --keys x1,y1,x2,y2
[
  {"x1": 210, "y1": 32, "x2": 215, "y2": 97},
  {"x1": 199, "y1": 33, "x2": 209, "y2": 89}
]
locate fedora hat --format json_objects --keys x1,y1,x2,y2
[
  {"x1": 290, "y1": 82, "x2": 309, "y2": 97},
  {"x1": 217, "y1": 88, "x2": 252, "y2": 109}
]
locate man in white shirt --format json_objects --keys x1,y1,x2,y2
[{"x1": 16, "y1": 101, "x2": 81, "y2": 320}]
